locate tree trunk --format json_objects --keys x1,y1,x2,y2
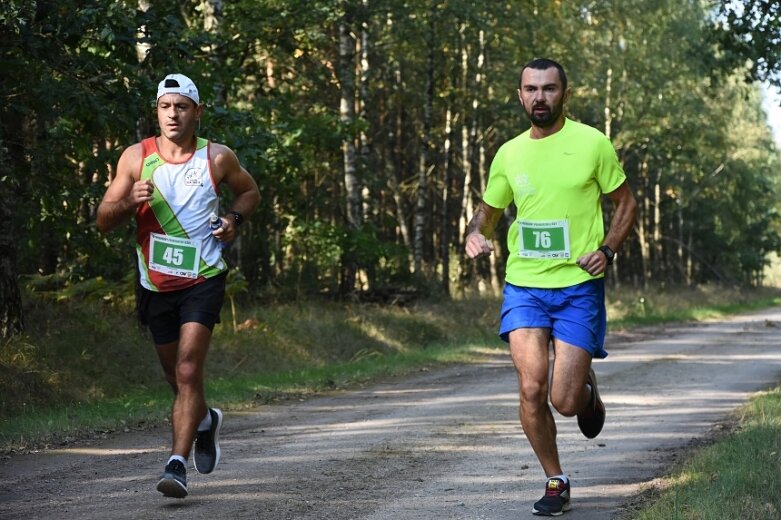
[
  {"x1": 413, "y1": 11, "x2": 435, "y2": 275},
  {"x1": 390, "y1": 61, "x2": 411, "y2": 252},
  {"x1": 136, "y1": 1, "x2": 151, "y2": 63},
  {"x1": 201, "y1": 0, "x2": 227, "y2": 105},
  {"x1": 440, "y1": 105, "x2": 454, "y2": 294},
  {"x1": 358, "y1": 0, "x2": 371, "y2": 221},
  {"x1": 457, "y1": 26, "x2": 474, "y2": 292},
  {"x1": 636, "y1": 156, "x2": 650, "y2": 289},
  {"x1": 653, "y1": 171, "x2": 663, "y2": 278},
  {"x1": 0, "y1": 140, "x2": 23, "y2": 339},
  {"x1": 464, "y1": 29, "x2": 498, "y2": 294},
  {"x1": 357, "y1": 0, "x2": 374, "y2": 288},
  {"x1": 339, "y1": 3, "x2": 361, "y2": 293},
  {"x1": 0, "y1": 209, "x2": 22, "y2": 339},
  {"x1": 339, "y1": 7, "x2": 361, "y2": 231}
]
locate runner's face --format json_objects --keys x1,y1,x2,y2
[
  {"x1": 518, "y1": 67, "x2": 567, "y2": 128},
  {"x1": 156, "y1": 94, "x2": 201, "y2": 142}
]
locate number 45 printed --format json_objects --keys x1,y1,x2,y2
[{"x1": 162, "y1": 247, "x2": 184, "y2": 266}]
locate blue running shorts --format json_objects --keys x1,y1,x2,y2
[{"x1": 498, "y1": 279, "x2": 608, "y2": 359}]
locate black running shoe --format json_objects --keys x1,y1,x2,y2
[
  {"x1": 577, "y1": 368, "x2": 605, "y2": 439},
  {"x1": 193, "y1": 407, "x2": 223, "y2": 474},
  {"x1": 532, "y1": 477, "x2": 571, "y2": 516},
  {"x1": 157, "y1": 459, "x2": 187, "y2": 498}
]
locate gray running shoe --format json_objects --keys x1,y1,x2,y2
[
  {"x1": 193, "y1": 407, "x2": 223, "y2": 474},
  {"x1": 157, "y1": 459, "x2": 187, "y2": 498}
]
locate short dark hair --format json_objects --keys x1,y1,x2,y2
[{"x1": 519, "y1": 58, "x2": 568, "y2": 91}]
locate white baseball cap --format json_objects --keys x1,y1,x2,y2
[{"x1": 156, "y1": 73, "x2": 200, "y2": 104}]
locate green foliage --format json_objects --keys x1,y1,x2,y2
[
  {"x1": 20, "y1": 271, "x2": 135, "y2": 305},
  {"x1": 710, "y1": 0, "x2": 781, "y2": 88},
  {"x1": 1, "y1": 0, "x2": 780, "y2": 305},
  {"x1": 279, "y1": 219, "x2": 410, "y2": 292}
]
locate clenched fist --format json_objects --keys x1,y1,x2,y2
[
  {"x1": 130, "y1": 180, "x2": 154, "y2": 205},
  {"x1": 465, "y1": 233, "x2": 494, "y2": 259}
]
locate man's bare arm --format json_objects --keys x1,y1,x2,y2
[
  {"x1": 601, "y1": 181, "x2": 637, "y2": 252},
  {"x1": 96, "y1": 144, "x2": 153, "y2": 233},
  {"x1": 576, "y1": 180, "x2": 637, "y2": 275},
  {"x1": 465, "y1": 201, "x2": 504, "y2": 259},
  {"x1": 211, "y1": 144, "x2": 260, "y2": 243}
]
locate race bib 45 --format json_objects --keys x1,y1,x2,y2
[{"x1": 148, "y1": 233, "x2": 201, "y2": 278}]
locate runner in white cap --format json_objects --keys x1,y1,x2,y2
[{"x1": 97, "y1": 73, "x2": 260, "y2": 498}]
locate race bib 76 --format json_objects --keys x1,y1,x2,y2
[{"x1": 518, "y1": 220, "x2": 571, "y2": 259}]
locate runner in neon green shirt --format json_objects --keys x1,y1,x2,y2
[
  {"x1": 465, "y1": 58, "x2": 636, "y2": 517},
  {"x1": 483, "y1": 116, "x2": 627, "y2": 288}
]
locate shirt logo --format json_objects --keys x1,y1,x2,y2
[
  {"x1": 514, "y1": 174, "x2": 537, "y2": 197},
  {"x1": 183, "y1": 168, "x2": 203, "y2": 187}
]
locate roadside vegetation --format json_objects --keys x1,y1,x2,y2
[{"x1": 627, "y1": 387, "x2": 781, "y2": 519}]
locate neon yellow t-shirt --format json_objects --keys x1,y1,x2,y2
[{"x1": 483, "y1": 118, "x2": 626, "y2": 288}]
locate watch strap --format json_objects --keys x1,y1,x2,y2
[{"x1": 598, "y1": 245, "x2": 615, "y2": 265}]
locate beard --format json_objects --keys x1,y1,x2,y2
[{"x1": 525, "y1": 101, "x2": 563, "y2": 128}]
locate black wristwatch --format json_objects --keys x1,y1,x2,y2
[
  {"x1": 598, "y1": 245, "x2": 615, "y2": 265},
  {"x1": 228, "y1": 210, "x2": 244, "y2": 227}
]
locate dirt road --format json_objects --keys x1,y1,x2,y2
[{"x1": 3, "y1": 308, "x2": 781, "y2": 519}]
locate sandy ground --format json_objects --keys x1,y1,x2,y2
[{"x1": 2, "y1": 308, "x2": 781, "y2": 519}]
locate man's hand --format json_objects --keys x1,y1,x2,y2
[
  {"x1": 97, "y1": 144, "x2": 154, "y2": 233},
  {"x1": 576, "y1": 250, "x2": 608, "y2": 276},
  {"x1": 465, "y1": 232, "x2": 495, "y2": 259},
  {"x1": 211, "y1": 216, "x2": 237, "y2": 243},
  {"x1": 130, "y1": 180, "x2": 154, "y2": 204}
]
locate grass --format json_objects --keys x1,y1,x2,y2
[
  {"x1": 607, "y1": 284, "x2": 781, "y2": 328},
  {"x1": 627, "y1": 387, "x2": 781, "y2": 519},
  {"x1": 2, "y1": 281, "x2": 781, "y2": 519}
]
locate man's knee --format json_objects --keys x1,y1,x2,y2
[
  {"x1": 519, "y1": 378, "x2": 549, "y2": 411},
  {"x1": 550, "y1": 390, "x2": 582, "y2": 417},
  {"x1": 175, "y1": 359, "x2": 203, "y2": 387}
]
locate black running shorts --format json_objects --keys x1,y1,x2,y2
[{"x1": 138, "y1": 272, "x2": 227, "y2": 344}]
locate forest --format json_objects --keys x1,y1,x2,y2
[{"x1": 1, "y1": 0, "x2": 780, "y2": 338}]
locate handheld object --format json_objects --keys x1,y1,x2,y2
[
  {"x1": 209, "y1": 213, "x2": 227, "y2": 250},
  {"x1": 209, "y1": 213, "x2": 222, "y2": 230}
]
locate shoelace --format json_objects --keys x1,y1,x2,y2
[{"x1": 545, "y1": 480, "x2": 565, "y2": 496}]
